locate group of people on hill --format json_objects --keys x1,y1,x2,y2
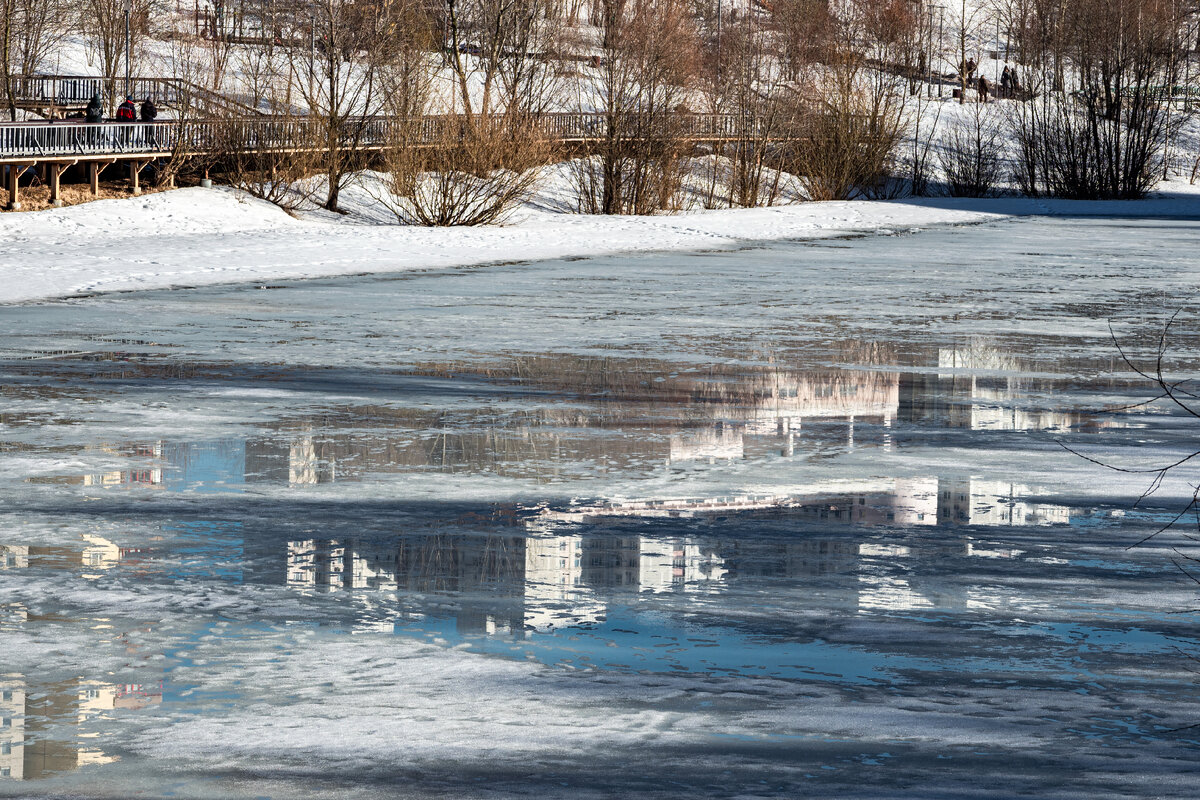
[
  {"x1": 961, "y1": 59, "x2": 1022, "y2": 102},
  {"x1": 82, "y1": 94, "x2": 158, "y2": 123}
]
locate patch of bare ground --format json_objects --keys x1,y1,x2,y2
[{"x1": 1, "y1": 182, "x2": 174, "y2": 213}]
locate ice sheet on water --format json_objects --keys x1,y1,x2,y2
[{"x1": 5, "y1": 218, "x2": 1200, "y2": 797}]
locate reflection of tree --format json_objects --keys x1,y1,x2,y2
[{"x1": 1060, "y1": 313, "x2": 1200, "y2": 547}]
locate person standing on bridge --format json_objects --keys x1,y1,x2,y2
[
  {"x1": 85, "y1": 94, "x2": 104, "y2": 124},
  {"x1": 140, "y1": 97, "x2": 158, "y2": 148},
  {"x1": 117, "y1": 96, "x2": 137, "y2": 122},
  {"x1": 116, "y1": 96, "x2": 137, "y2": 148},
  {"x1": 84, "y1": 94, "x2": 105, "y2": 149}
]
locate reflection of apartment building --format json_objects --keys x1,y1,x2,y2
[
  {"x1": 580, "y1": 536, "x2": 641, "y2": 588},
  {"x1": 82, "y1": 442, "x2": 165, "y2": 488},
  {"x1": 245, "y1": 437, "x2": 336, "y2": 486},
  {"x1": 0, "y1": 546, "x2": 29, "y2": 570},
  {"x1": 0, "y1": 604, "x2": 29, "y2": 629},
  {"x1": 0, "y1": 677, "x2": 25, "y2": 780},
  {"x1": 287, "y1": 535, "x2": 527, "y2": 594},
  {"x1": 673, "y1": 370, "x2": 902, "y2": 463},
  {"x1": 0, "y1": 676, "x2": 161, "y2": 781},
  {"x1": 533, "y1": 472, "x2": 1069, "y2": 536},
  {"x1": 0, "y1": 538, "x2": 126, "y2": 575},
  {"x1": 937, "y1": 478, "x2": 1071, "y2": 527},
  {"x1": 285, "y1": 530, "x2": 732, "y2": 635},
  {"x1": 715, "y1": 539, "x2": 859, "y2": 579},
  {"x1": 639, "y1": 541, "x2": 728, "y2": 592},
  {"x1": 669, "y1": 425, "x2": 743, "y2": 462},
  {"x1": 920, "y1": 343, "x2": 1119, "y2": 433},
  {"x1": 523, "y1": 534, "x2": 604, "y2": 632},
  {"x1": 80, "y1": 535, "x2": 121, "y2": 574}
]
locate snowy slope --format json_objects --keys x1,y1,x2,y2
[{"x1": 4, "y1": 173, "x2": 1200, "y2": 305}]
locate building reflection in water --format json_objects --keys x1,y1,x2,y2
[
  {"x1": 0, "y1": 541, "x2": 163, "y2": 781},
  {"x1": 0, "y1": 676, "x2": 161, "y2": 781},
  {"x1": 286, "y1": 527, "x2": 731, "y2": 635},
  {"x1": 32, "y1": 341, "x2": 1125, "y2": 490},
  {"x1": 283, "y1": 473, "x2": 1071, "y2": 637},
  {"x1": 2, "y1": 536, "x2": 125, "y2": 576}
]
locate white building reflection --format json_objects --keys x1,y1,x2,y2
[
  {"x1": 282, "y1": 472, "x2": 1068, "y2": 633},
  {"x1": 285, "y1": 528, "x2": 731, "y2": 635},
  {"x1": 0, "y1": 538, "x2": 163, "y2": 781},
  {"x1": 82, "y1": 442, "x2": 165, "y2": 489},
  {"x1": 36, "y1": 344, "x2": 1126, "y2": 490},
  {"x1": 536, "y1": 476, "x2": 1070, "y2": 529},
  {"x1": 0, "y1": 676, "x2": 161, "y2": 781}
]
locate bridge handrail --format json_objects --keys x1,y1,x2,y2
[{"x1": 7, "y1": 74, "x2": 264, "y2": 117}]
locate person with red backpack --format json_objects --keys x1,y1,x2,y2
[
  {"x1": 116, "y1": 96, "x2": 137, "y2": 148},
  {"x1": 116, "y1": 96, "x2": 137, "y2": 121}
]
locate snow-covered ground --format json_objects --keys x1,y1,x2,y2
[{"x1": 4, "y1": 164, "x2": 1200, "y2": 306}]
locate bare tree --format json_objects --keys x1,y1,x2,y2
[
  {"x1": 573, "y1": 0, "x2": 700, "y2": 215},
  {"x1": 0, "y1": 0, "x2": 16, "y2": 120},
  {"x1": 439, "y1": 0, "x2": 564, "y2": 117},
  {"x1": 704, "y1": 2, "x2": 794, "y2": 208},
  {"x1": 1010, "y1": 0, "x2": 1188, "y2": 197},
  {"x1": 785, "y1": 0, "x2": 911, "y2": 200},
  {"x1": 1, "y1": 0, "x2": 70, "y2": 119},
  {"x1": 16, "y1": 0, "x2": 69, "y2": 75},
  {"x1": 771, "y1": 0, "x2": 835, "y2": 84},
  {"x1": 82, "y1": 0, "x2": 151, "y2": 109},
  {"x1": 288, "y1": 0, "x2": 430, "y2": 212},
  {"x1": 948, "y1": 0, "x2": 994, "y2": 103},
  {"x1": 940, "y1": 104, "x2": 1005, "y2": 195},
  {"x1": 908, "y1": 91, "x2": 943, "y2": 195}
]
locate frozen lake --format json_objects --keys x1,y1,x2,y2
[{"x1": 2, "y1": 215, "x2": 1200, "y2": 798}]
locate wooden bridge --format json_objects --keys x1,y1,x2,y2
[{"x1": 1, "y1": 75, "x2": 788, "y2": 210}]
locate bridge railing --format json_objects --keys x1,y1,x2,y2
[
  {"x1": 0, "y1": 121, "x2": 179, "y2": 158},
  {"x1": 8, "y1": 74, "x2": 264, "y2": 116},
  {"x1": 9, "y1": 75, "x2": 105, "y2": 106}
]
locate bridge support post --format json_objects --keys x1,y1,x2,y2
[
  {"x1": 4, "y1": 166, "x2": 17, "y2": 211},
  {"x1": 128, "y1": 160, "x2": 149, "y2": 196},
  {"x1": 47, "y1": 162, "x2": 73, "y2": 207},
  {"x1": 4, "y1": 164, "x2": 32, "y2": 212},
  {"x1": 88, "y1": 160, "x2": 115, "y2": 197}
]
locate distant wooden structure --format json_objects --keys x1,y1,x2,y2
[
  {"x1": 8, "y1": 74, "x2": 264, "y2": 119},
  {"x1": 2, "y1": 74, "x2": 800, "y2": 210}
]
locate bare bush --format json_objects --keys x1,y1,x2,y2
[
  {"x1": 1009, "y1": 0, "x2": 1187, "y2": 198},
  {"x1": 377, "y1": 114, "x2": 555, "y2": 226},
  {"x1": 790, "y1": 70, "x2": 906, "y2": 201},
  {"x1": 775, "y1": 0, "x2": 912, "y2": 201},
  {"x1": 940, "y1": 105, "x2": 1004, "y2": 196},
  {"x1": 573, "y1": 0, "x2": 699, "y2": 215},
  {"x1": 212, "y1": 116, "x2": 317, "y2": 211}
]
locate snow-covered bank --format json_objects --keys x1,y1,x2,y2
[{"x1": 3, "y1": 179, "x2": 1200, "y2": 305}]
